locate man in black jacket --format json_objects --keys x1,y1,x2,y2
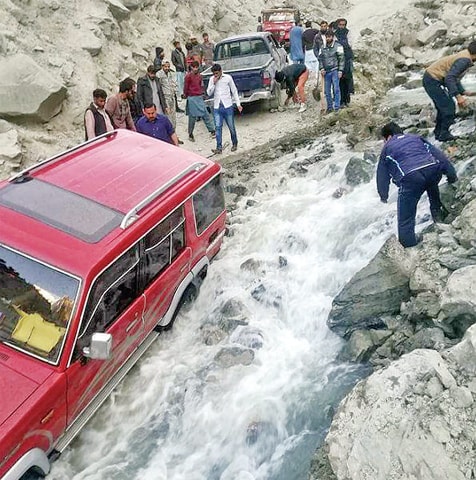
[
  {"x1": 334, "y1": 18, "x2": 354, "y2": 107},
  {"x1": 136, "y1": 65, "x2": 168, "y2": 114}
]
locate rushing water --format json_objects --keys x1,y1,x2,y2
[{"x1": 50, "y1": 134, "x2": 399, "y2": 480}]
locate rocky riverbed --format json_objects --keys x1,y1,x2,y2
[{"x1": 1, "y1": 0, "x2": 476, "y2": 478}]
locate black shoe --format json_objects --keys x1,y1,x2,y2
[
  {"x1": 211, "y1": 148, "x2": 222, "y2": 154},
  {"x1": 176, "y1": 108, "x2": 185, "y2": 113},
  {"x1": 210, "y1": 131, "x2": 216, "y2": 138},
  {"x1": 178, "y1": 139, "x2": 184, "y2": 145},
  {"x1": 189, "y1": 134, "x2": 195, "y2": 142},
  {"x1": 231, "y1": 144, "x2": 237, "y2": 152}
]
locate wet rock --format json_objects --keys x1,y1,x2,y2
[
  {"x1": 402, "y1": 77, "x2": 422, "y2": 89},
  {"x1": 328, "y1": 236, "x2": 415, "y2": 339},
  {"x1": 401, "y1": 327, "x2": 449, "y2": 353},
  {"x1": 339, "y1": 329, "x2": 393, "y2": 363},
  {"x1": 218, "y1": 298, "x2": 250, "y2": 332},
  {"x1": 0, "y1": 54, "x2": 66, "y2": 122},
  {"x1": 288, "y1": 161, "x2": 308, "y2": 175},
  {"x1": 240, "y1": 258, "x2": 265, "y2": 273},
  {"x1": 230, "y1": 326, "x2": 264, "y2": 349},
  {"x1": 309, "y1": 446, "x2": 338, "y2": 480},
  {"x1": 278, "y1": 255, "x2": 287, "y2": 268},
  {"x1": 280, "y1": 232, "x2": 308, "y2": 253},
  {"x1": 250, "y1": 283, "x2": 282, "y2": 308},
  {"x1": 201, "y1": 323, "x2": 227, "y2": 345},
  {"x1": 393, "y1": 72, "x2": 408, "y2": 86},
  {"x1": 214, "y1": 346, "x2": 254, "y2": 368},
  {"x1": 226, "y1": 183, "x2": 248, "y2": 196},
  {"x1": 344, "y1": 154, "x2": 376, "y2": 186}
]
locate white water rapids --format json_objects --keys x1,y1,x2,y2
[{"x1": 50, "y1": 135, "x2": 402, "y2": 480}]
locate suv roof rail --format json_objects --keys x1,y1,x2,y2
[
  {"x1": 9, "y1": 131, "x2": 118, "y2": 183},
  {"x1": 120, "y1": 161, "x2": 207, "y2": 229}
]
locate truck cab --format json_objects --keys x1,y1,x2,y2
[
  {"x1": 260, "y1": 7, "x2": 301, "y2": 50},
  {"x1": 0, "y1": 130, "x2": 227, "y2": 479}
]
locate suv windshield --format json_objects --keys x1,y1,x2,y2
[
  {"x1": 0, "y1": 245, "x2": 80, "y2": 364},
  {"x1": 215, "y1": 39, "x2": 269, "y2": 59},
  {"x1": 263, "y1": 12, "x2": 295, "y2": 22}
]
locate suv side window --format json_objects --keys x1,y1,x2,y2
[
  {"x1": 193, "y1": 175, "x2": 225, "y2": 235},
  {"x1": 143, "y1": 207, "x2": 185, "y2": 287},
  {"x1": 76, "y1": 245, "x2": 139, "y2": 354}
]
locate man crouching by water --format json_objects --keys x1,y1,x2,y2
[{"x1": 377, "y1": 122, "x2": 457, "y2": 248}]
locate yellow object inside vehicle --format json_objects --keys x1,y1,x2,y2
[{"x1": 11, "y1": 306, "x2": 65, "y2": 353}]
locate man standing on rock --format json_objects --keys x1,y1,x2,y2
[
  {"x1": 377, "y1": 122, "x2": 458, "y2": 248},
  {"x1": 334, "y1": 18, "x2": 354, "y2": 107},
  {"x1": 206, "y1": 63, "x2": 242, "y2": 154},
  {"x1": 105, "y1": 78, "x2": 137, "y2": 131},
  {"x1": 423, "y1": 41, "x2": 476, "y2": 142},
  {"x1": 171, "y1": 40, "x2": 186, "y2": 98},
  {"x1": 84, "y1": 88, "x2": 114, "y2": 140}
]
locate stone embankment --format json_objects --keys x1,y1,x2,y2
[{"x1": 307, "y1": 1, "x2": 476, "y2": 478}]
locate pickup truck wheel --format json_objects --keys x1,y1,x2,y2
[{"x1": 268, "y1": 81, "x2": 282, "y2": 110}]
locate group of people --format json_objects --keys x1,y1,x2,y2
[
  {"x1": 84, "y1": 32, "x2": 242, "y2": 155},
  {"x1": 274, "y1": 18, "x2": 354, "y2": 114}
]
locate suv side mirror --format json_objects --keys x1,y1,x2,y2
[{"x1": 82, "y1": 332, "x2": 112, "y2": 360}]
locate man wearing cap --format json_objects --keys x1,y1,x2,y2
[
  {"x1": 136, "y1": 65, "x2": 168, "y2": 114},
  {"x1": 206, "y1": 63, "x2": 242, "y2": 154}
]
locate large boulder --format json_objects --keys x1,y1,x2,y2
[
  {"x1": 438, "y1": 265, "x2": 476, "y2": 337},
  {"x1": 344, "y1": 154, "x2": 376, "y2": 186},
  {"x1": 0, "y1": 54, "x2": 66, "y2": 122},
  {"x1": 326, "y1": 348, "x2": 474, "y2": 480},
  {"x1": 416, "y1": 21, "x2": 448, "y2": 45},
  {"x1": 327, "y1": 236, "x2": 415, "y2": 338},
  {"x1": 452, "y1": 198, "x2": 476, "y2": 248}
]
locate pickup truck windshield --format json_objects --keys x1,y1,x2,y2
[
  {"x1": 215, "y1": 39, "x2": 269, "y2": 60},
  {"x1": 0, "y1": 245, "x2": 79, "y2": 364}
]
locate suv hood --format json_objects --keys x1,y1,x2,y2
[{"x1": 0, "y1": 363, "x2": 40, "y2": 426}]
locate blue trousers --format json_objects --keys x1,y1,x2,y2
[
  {"x1": 422, "y1": 72, "x2": 455, "y2": 140},
  {"x1": 397, "y1": 165, "x2": 443, "y2": 247},
  {"x1": 213, "y1": 104, "x2": 238, "y2": 149},
  {"x1": 324, "y1": 70, "x2": 341, "y2": 111}
]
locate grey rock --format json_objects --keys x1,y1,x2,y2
[
  {"x1": 200, "y1": 324, "x2": 226, "y2": 345},
  {"x1": 328, "y1": 236, "x2": 416, "y2": 338},
  {"x1": 105, "y1": 0, "x2": 131, "y2": 20},
  {"x1": 81, "y1": 30, "x2": 103, "y2": 56},
  {"x1": 344, "y1": 155, "x2": 375, "y2": 186},
  {"x1": 401, "y1": 327, "x2": 448, "y2": 353},
  {"x1": 214, "y1": 346, "x2": 254, "y2": 367},
  {"x1": 402, "y1": 77, "x2": 422, "y2": 90},
  {"x1": 444, "y1": 324, "x2": 476, "y2": 375},
  {"x1": 393, "y1": 72, "x2": 408, "y2": 86},
  {"x1": 416, "y1": 20, "x2": 448, "y2": 45},
  {"x1": 339, "y1": 329, "x2": 393, "y2": 363},
  {"x1": 0, "y1": 120, "x2": 22, "y2": 175},
  {"x1": 0, "y1": 54, "x2": 66, "y2": 122},
  {"x1": 450, "y1": 386, "x2": 473, "y2": 408},
  {"x1": 452, "y1": 198, "x2": 476, "y2": 248}
]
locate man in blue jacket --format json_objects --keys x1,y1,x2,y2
[{"x1": 377, "y1": 122, "x2": 457, "y2": 247}]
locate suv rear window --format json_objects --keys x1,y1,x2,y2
[
  {"x1": 0, "y1": 179, "x2": 123, "y2": 243},
  {"x1": 193, "y1": 175, "x2": 225, "y2": 235},
  {"x1": 0, "y1": 245, "x2": 80, "y2": 363}
]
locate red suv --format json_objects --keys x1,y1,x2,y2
[{"x1": 0, "y1": 130, "x2": 226, "y2": 479}]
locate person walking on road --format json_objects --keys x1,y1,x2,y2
[
  {"x1": 206, "y1": 63, "x2": 242, "y2": 154},
  {"x1": 377, "y1": 122, "x2": 458, "y2": 248},
  {"x1": 423, "y1": 41, "x2": 476, "y2": 142},
  {"x1": 183, "y1": 60, "x2": 215, "y2": 142}
]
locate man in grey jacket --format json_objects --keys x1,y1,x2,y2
[{"x1": 318, "y1": 30, "x2": 344, "y2": 113}]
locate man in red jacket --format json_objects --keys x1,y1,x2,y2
[{"x1": 183, "y1": 61, "x2": 215, "y2": 142}]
